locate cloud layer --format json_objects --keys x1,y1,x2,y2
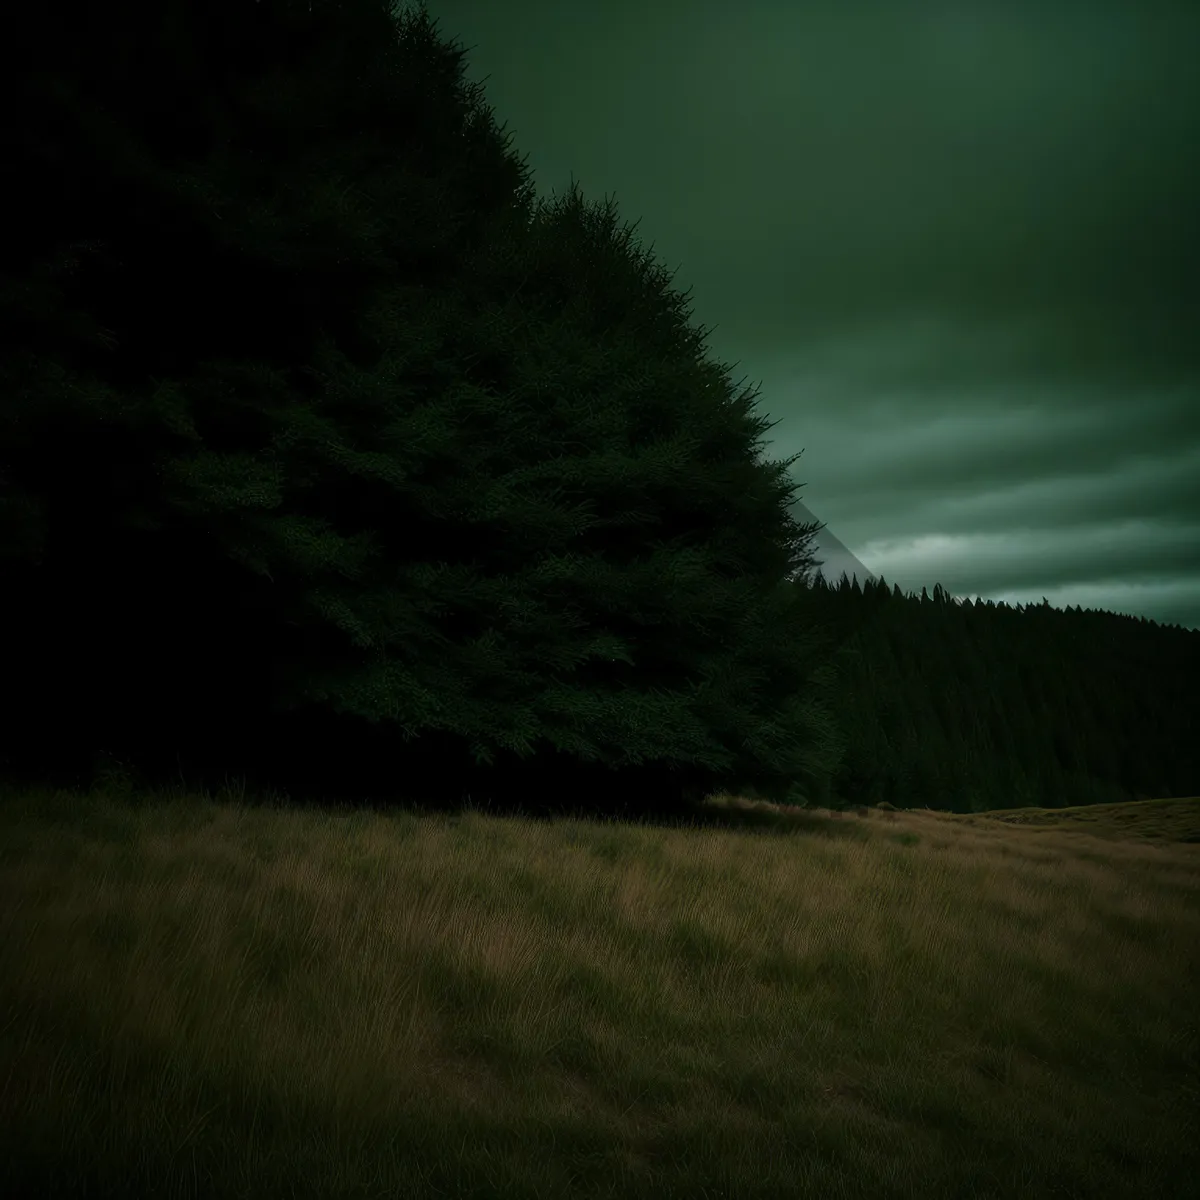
[{"x1": 422, "y1": 0, "x2": 1200, "y2": 628}]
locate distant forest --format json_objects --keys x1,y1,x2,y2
[
  {"x1": 2, "y1": 0, "x2": 1196, "y2": 819},
  {"x1": 782, "y1": 574, "x2": 1200, "y2": 814}
]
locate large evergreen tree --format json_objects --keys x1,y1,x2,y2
[
  {"x1": 207, "y1": 169, "x2": 846, "y2": 818},
  {"x1": 1, "y1": 0, "x2": 851, "y2": 819}
]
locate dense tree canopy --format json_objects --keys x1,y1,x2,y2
[
  {"x1": 0, "y1": 0, "x2": 853, "y2": 819},
  {"x1": 815, "y1": 576, "x2": 1200, "y2": 813}
]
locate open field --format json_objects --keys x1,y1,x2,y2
[
  {"x1": 2, "y1": 780, "x2": 1197, "y2": 1199},
  {"x1": 943, "y1": 796, "x2": 1200, "y2": 844}
]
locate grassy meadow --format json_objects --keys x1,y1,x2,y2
[{"x1": 1, "y1": 777, "x2": 1197, "y2": 1199}]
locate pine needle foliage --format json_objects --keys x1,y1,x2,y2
[{"x1": 0, "y1": 0, "x2": 847, "y2": 818}]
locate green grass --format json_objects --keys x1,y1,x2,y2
[{"x1": 1, "y1": 779, "x2": 1197, "y2": 1199}]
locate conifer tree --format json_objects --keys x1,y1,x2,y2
[{"x1": 0, "y1": 0, "x2": 850, "y2": 818}]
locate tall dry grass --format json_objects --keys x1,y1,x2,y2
[{"x1": 2, "y1": 782, "x2": 1197, "y2": 1199}]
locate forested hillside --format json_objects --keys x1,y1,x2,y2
[{"x1": 798, "y1": 573, "x2": 1200, "y2": 813}]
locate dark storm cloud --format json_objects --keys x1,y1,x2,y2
[{"x1": 417, "y1": 0, "x2": 1200, "y2": 628}]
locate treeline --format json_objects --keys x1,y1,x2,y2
[
  {"x1": 796, "y1": 575, "x2": 1200, "y2": 813},
  {"x1": 2, "y1": 0, "x2": 1192, "y2": 824}
]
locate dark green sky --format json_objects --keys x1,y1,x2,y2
[{"x1": 416, "y1": 0, "x2": 1200, "y2": 629}]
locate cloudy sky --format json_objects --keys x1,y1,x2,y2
[{"x1": 417, "y1": 0, "x2": 1200, "y2": 630}]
